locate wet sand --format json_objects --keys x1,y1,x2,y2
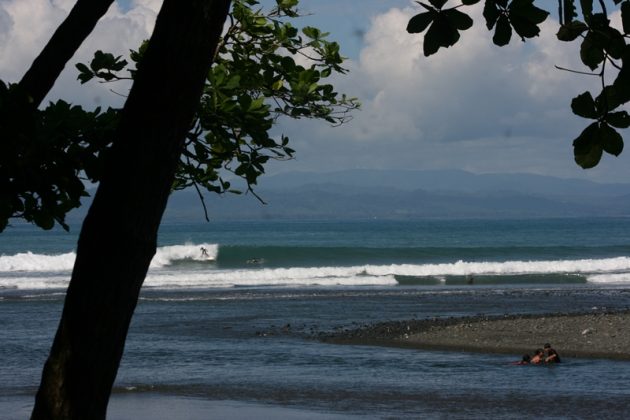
[
  {"x1": 2, "y1": 394, "x2": 354, "y2": 420},
  {"x1": 323, "y1": 310, "x2": 630, "y2": 360}
]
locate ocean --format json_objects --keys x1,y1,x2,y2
[{"x1": 2, "y1": 218, "x2": 630, "y2": 419}]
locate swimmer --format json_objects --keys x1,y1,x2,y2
[
  {"x1": 530, "y1": 348, "x2": 544, "y2": 364},
  {"x1": 544, "y1": 343, "x2": 561, "y2": 363}
]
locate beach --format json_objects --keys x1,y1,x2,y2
[{"x1": 324, "y1": 310, "x2": 630, "y2": 360}]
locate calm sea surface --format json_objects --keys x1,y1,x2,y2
[{"x1": 2, "y1": 218, "x2": 630, "y2": 418}]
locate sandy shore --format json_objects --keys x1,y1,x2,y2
[
  {"x1": 323, "y1": 310, "x2": 630, "y2": 360},
  {"x1": 2, "y1": 394, "x2": 352, "y2": 420}
]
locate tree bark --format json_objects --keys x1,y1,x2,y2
[
  {"x1": 31, "y1": 1, "x2": 232, "y2": 419},
  {"x1": 18, "y1": 0, "x2": 115, "y2": 108}
]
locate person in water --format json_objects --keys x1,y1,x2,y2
[
  {"x1": 200, "y1": 246, "x2": 208, "y2": 258},
  {"x1": 530, "y1": 348, "x2": 544, "y2": 364},
  {"x1": 543, "y1": 343, "x2": 561, "y2": 363},
  {"x1": 513, "y1": 354, "x2": 531, "y2": 365}
]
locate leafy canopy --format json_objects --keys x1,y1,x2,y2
[
  {"x1": 0, "y1": 0, "x2": 359, "y2": 231},
  {"x1": 406, "y1": 0, "x2": 630, "y2": 170}
]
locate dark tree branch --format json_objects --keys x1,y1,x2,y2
[
  {"x1": 31, "y1": 1, "x2": 232, "y2": 418},
  {"x1": 18, "y1": 0, "x2": 115, "y2": 107},
  {"x1": 554, "y1": 65, "x2": 600, "y2": 76},
  {"x1": 192, "y1": 179, "x2": 211, "y2": 222},
  {"x1": 598, "y1": 0, "x2": 607, "y2": 17}
]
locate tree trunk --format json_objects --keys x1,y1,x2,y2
[
  {"x1": 31, "y1": 1, "x2": 232, "y2": 419},
  {"x1": 18, "y1": 0, "x2": 115, "y2": 107}
]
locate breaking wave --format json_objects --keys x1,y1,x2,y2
[{"x1": 1, "y1": 244, "x2": 630, "y2": 289}]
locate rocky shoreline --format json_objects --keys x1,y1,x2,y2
[{"x1": 322, "y1": 309, "x2": 630, "y2": 360}]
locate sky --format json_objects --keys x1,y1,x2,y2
[{"x1": 1, "y1": 0, "x2": 629, "y2": 183}]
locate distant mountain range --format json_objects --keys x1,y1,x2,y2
[{"x1": 159, "y1": 169, "x2": 630, "y2": 221}]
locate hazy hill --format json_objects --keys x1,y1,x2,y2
[
  {"x1": 259, "y1": 169, "x2": 630, "y2": 196},
  {"x1": 159, "y1": 169, "x2": 630, "y2": 221}
]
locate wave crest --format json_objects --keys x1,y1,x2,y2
[{"x1": 2, "y1": 250, "x2": 630, "y2": 290}]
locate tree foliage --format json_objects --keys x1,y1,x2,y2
[
  {"x1": 406, "y1": 0, "x2": 630, "y2": 170},
  {"x1": 0, "y1": 83, "x2": 118, "y2": 231},
  {"x1": 76, "y1": 0, "x2": 358, "y2": 215},
  {"x1": 0, "y1": 0, "x2": 358, "y2": 231}
]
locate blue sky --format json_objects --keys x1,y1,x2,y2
[{"x1": 1, "y1": 0, "x2": 629, "y2": 183}]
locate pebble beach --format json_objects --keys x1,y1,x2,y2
[{"x1": 324, "y1": 310, "x2": 630, "y2": 360}]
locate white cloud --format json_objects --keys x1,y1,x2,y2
[
  {"x1": 350, "y1": 6, "x2": 580, "y2": 142},
  {"x1": 0, "y1": 0, "x2": 159, "y2": 107},
  {"x1": 270, "y1": 3, "x2": 630, "y2": 182},
  {"x1": 0, "y1": 0, "x2": 67, "y2": 79},
  {"x1": 2, "y1": 0, "x2": 629, "y2": 182}
]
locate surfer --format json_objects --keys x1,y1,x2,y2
[{"x1": 200, "y1": 247, "x2": 209, "y2": 258}]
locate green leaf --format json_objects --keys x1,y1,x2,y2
[
  {"x1": 507, "y1": 0, "x2": 549, "y2": 40},
  {"x1": 509, "y1": 0, "x2": 549, "y2": 24},
  {"x1": 224, "y1": 75, "x2": 241, "y2": 90},
  {"x1": 600, "y1": 122, "x2": 624, "y2": 156},
  {"x1": 595, "y1": 85, "x2": 623, "y2": 113},
  {"x1": 443, "y1": 9, "x2": 473, "y2": 31},
  {"x1": 509, "y1": 15, "x2": 542, "y2": 39},
  {"x1": 573, "y1": 122, "x2": 603, "y2": 169},
  {"x1": 280, "y1": 56, "x2": 296, "y2": 71},
  {"x1": 33, "y1": 212, "x2": 55, "y2": 230},
  {"x1": 90, "y1": 51, "x2": 116, "y2": 72},
  {"x1": 571, "y1": 91, "x2": 598, "y2": 119},
  {"x1": 483, "y1": 1, "x2": 501, "y2": 30},
  {"x1": 580, "y1": 31, "x2": 605, "y2": 70},
  {"x1": 580, "y1": 0, "x2": 593, "y2": 23},
  {"x1": 417, "y1": 2, "x2": 436, "y2": 11},
  {"x1": 423, "y1": 15, "x2": 460, "y2": 56},
  {"x1": 603, "y1": 28, "x2": 626, "y2": 60},
  {"x1": 75, "y1": 62, "x2": 91, "y2": 74},
  {"x1": 428, "y1": 0, "x2": 448, "y2": 9},
  {"x1": 563, "y1": 0, "x2": 578, "y2": 24},
  {"x1": 407, "y1": 11, "x2": 435, "y2": 34},
  {"x1": 493, "y1": 14, "x2": 512, "y2": 46},
  {"x1": 423, "y1": 21, "x2": 442, "y2": 56},
  {"x1": 76, "y1": 64, "x2": 94, "y2": 84},
  {"x1": 623, "y1": 2, "x2": 630, "y2": 34},
  {"x1": 302, "y1": 26, "x2": 321, "y2": 39},
  {"x1": 615, "y1": 46, "x2": 630, "y2": 96},
  {"x1": 606, "y1": 111, "x2": 630, "y2": 129},
  {"x1": 588, "y1": 13, "x2": 609, "y2": 30},
  {"x1": 556, "y1": 21, "x2": 588, "y2": 42}
]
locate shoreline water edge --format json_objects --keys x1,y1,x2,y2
[{"x1": 322, "y1": 309, "x2": 630, "y2": 361}]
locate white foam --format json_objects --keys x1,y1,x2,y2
[
  {"x1": 0, "y1": 275, "x2": 71, "y2": 290},
  {"x1": 143, "y1": 271, "x2": 397, "y2": 289},
  {"x1": 0, "y1": 244, "x2": 219, "y2": 273},
  {"x1": 587, "y1": 273, "x2": 630, "y2": 284},
  {"x1": 2, "y1": 255, "x2": 630, "y2": 290},
  {"x1": 0, "y1": 251, "x2": 75, "y2": 272},
  {"x1": 150, "y1": 243, "x2": 218, "y2": 267},
  {"x1": 363, "y1": 256, "x2": 630, "y2": 277},
  {"x1": 140, "y1": 256, "x2": 630, "y2": 288}
]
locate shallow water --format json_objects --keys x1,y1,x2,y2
[
  {"x1": 3, "y1": 286, "x2": 630, "y2": 418},
  {"x1": 3, "y1": 219, "x2": 630, "y2": 418}
]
